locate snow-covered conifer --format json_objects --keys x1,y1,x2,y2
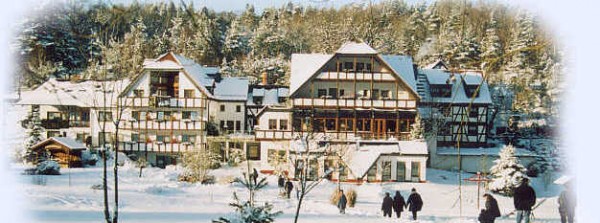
[{"x1": 489, "y1": 144, "x2": 527, "y2": 196}]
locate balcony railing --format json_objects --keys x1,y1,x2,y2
[
  {"x1": 254, "y1": 129, "x2": 411, "y2": 141},
  {"x1": 41, "y1": 119, "x2": 90, "y2": 129},
  {"x1": 119, "y1": 141, "x2": 196, "y2": 153},
  {"x1": 292, "y1": 98, "x2": 417, "y2": 109},
  {"x1": 122, "y1": 119, "x2": 203, "y2": 131},
  {"x1": 315, "y1": 71, "x2": 397, "y2": 81},
  {"x1": 123, "y1": 96, "x2": 205, "y2": 108}
]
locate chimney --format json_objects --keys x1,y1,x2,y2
[{"x1": 261, "y1": 72, "x2": 268, "y2": 85}]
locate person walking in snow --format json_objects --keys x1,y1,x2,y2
[
  {"x1": 558, "y1": 182, "x2": 575, "y2": 223},
  {"x1": 285, "y1": 178, "x2": 294, "y2": 199},
  {"x1": 252, "y1": 168, "x2": 258, "y2": 185},
  {"x1": 481, "y1": 193, "x2": 501, "y2": 223},
  {"x1": 393, "y1": 191, "x2": 406, "y2": 218},
  {"x1": 513, "y1": 178, "x2": 536, "y2": 223},
  {"x1": 337, "y1": 190, "x2": 347, "y2": 214},
  {"x1": 406, "y1": 188, "x2": 423, "y2": 220},
  {"x1": 278, "y1": 174, "x2": 285, "y2": 195},
  {"x1": 381, "y1": 192, "x2": 393, "y2": 218},
  {"x1": 479, "y1": 208, "x2": 495, "y2": 223}
]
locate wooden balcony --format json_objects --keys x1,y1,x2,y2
[
  {"x1": 120, "y1": 141, "x2": 196, "y2": 153},
  {"x1": 121, "y1": 119, "x2": 203, "y2": 131},
  {"x1": 255, "y1": 129, "x2": 411, "y2": 141},
  {"x1": 123, "y1": 96, "x2": 205, "y2": 109},
  {"x1": 41, "y1": 119, "x2": 90, "y2": 129},
  {"x1": 292, "y1": 98, "x2": 417, "y2": 109},
  {"x1": 315, "y1": 71, "x2": 396, "y2": 82}
]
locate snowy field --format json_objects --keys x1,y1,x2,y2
[{"x1": 11, "y1": 163, "x2": 563, "y2": 223}]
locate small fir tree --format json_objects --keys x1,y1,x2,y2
[
  {"x1": 23, "y1": 105, "x2": 47, "y2": 164},
  {"x1": 489, "y1": 144, "x2": 527, "y2": 196},
  {"x1": 410, "y1": 114, "x2": 424, "y2": 140}
]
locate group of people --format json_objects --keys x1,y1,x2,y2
[
  {"x1": 277, "y1": 174, "x2": 294, "y2": 199},
  {"x1": 381, "y1": 188, "x2": 423, "y2": 220}
]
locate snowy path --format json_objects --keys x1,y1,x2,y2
[{"x1": 13, "y1": 163, "x2": 563, "y2": 223}]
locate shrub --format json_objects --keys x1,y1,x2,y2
[
  {"x1": 36, "y1": 160, "x2": 61, "y2": 175},
  {"x1": 330, "y1": 189, "x2": 343, "y2": 205},
  {"x1": 346, "y1": 189, "x2": 357, "y2": 207}
]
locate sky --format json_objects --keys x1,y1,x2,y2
[{"x1": 1, "y1": 0, "x2": 600, "y2": 222}]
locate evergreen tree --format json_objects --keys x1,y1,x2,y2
[
  {"x1": 410, "y1": 114, "x2": 424, "y2": 140},
  {"x1": 454, "y1": 27, "x2": 481, "y2": 69},
  {"x1": 214, "y1": 175, "x2": 281, "y2": 223},
  {"x1": 223, "y1": 19, "x2": 251, "y2": 61},
  {"x1": 481, "y1": 12, "x2": 503, "y2": 75},
  {"x1": 489, "y1": 144, "x2": 527, "y2": 196},
  {"x1": 23, "y1": 105, "x2": 47, "y2": 164}
]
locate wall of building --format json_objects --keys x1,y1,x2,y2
[{"x1": 208, "y1": 100, "x2": 246, "y2": 132}]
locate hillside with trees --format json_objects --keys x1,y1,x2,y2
[{"x1": 13, "y1": 0, "x2": 562, "y2": 115}]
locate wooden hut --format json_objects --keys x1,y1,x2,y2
[{"x1": 30, "y1": 137, "x2": 87, "y2": 168}]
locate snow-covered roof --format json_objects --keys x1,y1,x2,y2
[
  {"x1": 419, "y1": 69, "x2": 492, "y2": 104},
  {"x1": 31, "y1": 137, "x2": 87, "y2": 150},
  {"x1": 344, "y1": 141, "x2": 428, "y2": 178},
  {"x1": 462, "y1": 72, "x2": 484, "y2": 85},
  {"x1": 213, "y1": 77, "x2": 249, "y2": 101},
  {"x1": 290, "y1": 53, "x2": 333, "y2": 96},
  {"x1": 248, "y1": 86, "x2": 289, "y2": 106},
  {"x1": 18, "y1": 79, "x2": 129, "y2": 107},
  {"x1": 336, "y1": 42, "x2": 378, "y2": 54},
  {"x1": 424, "y1": 59, "x2": 449, "y2": 70},
  {"x1": 143, "y1": 60, "x2": 182, "y2": 70},
  {"x1": 379, "y1": 55, "x2": 418, "y2": 94}
]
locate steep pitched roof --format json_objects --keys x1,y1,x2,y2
[
  {"x1": 213, "y1": 77, "x2": 249, "y2": 101},
  {"x1": 336, "y1": 42, "x2": 378, "y2": 54},
  {"x1": 379, "y1": 55, "x2": 418, "y2": 95},
  {"x1": 18, "y1": 79, "x2": 129, "y2": 107},
  {"x1": 419, "y1": 69, "x2": 492, "y2": 104},
  {"x1": 289, "y1": 53, "x2": 333, "y2": 95},
  {"x1": 424, "y1": 59, "x2": 449, "y2": 70}
]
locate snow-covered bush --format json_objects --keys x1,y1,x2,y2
[
  {"x1": 227, "y1": 149, "x2": 245, "y2": 167},
  {"x1": 489, "y1": 144, "x2": 526, "y2": 196},
  {"x1": 36, "y1": 160, "x2": 61, "y2": 175},
  {"x1": 81, "y1": 150, "x2": 98, "y2": 166},
  {"x1": 410, "y1": 114, "x2": 425, "y2": 140},
  {"x1": 179, "y1": 150, "x2": 215, "y2": 184},
  {"x1": 346, "y1": 189, "x2": 357, "y2": 207}
]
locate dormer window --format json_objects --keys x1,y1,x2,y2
[
  {"x1": 465, "y1": 85, "x2": 479, "y2": 98},
  {"x1": 431, "y1": 85, "x2": 452, "y2": 97}
]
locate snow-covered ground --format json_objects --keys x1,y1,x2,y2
[{"x1": 11, "y1": 162, "x2": 563, "y2": 223}]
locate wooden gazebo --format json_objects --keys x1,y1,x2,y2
[{"x1": 30, "y1": 137, "x2": 87, "y2": 168}]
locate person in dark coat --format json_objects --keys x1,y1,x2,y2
[
  {"x1": 252, "y1": 168, "x2": 259, "y2": 184},
  {"x1": 479, "y1": 209, "x2": 495, "y2": 223},
  {"x1": 513, "y1": 178, "x2": 536, "y2": 223},
  {"x1": 278, "y1": 174, "x2": 285, "y2": 195},
  {"x1": 392, "y1": 191, "x2": 406, "y2": 218},
  {"x1": 381, "y1": 192, "x2": 393, "y2": 217},
  {"x1": 558, "y1": 182, "x2": 575, "y2": 223},
  {"x1": 285, "y1": 178, "x2": 294, "y2": 199},
  {"x1": 406, "y1": 188, "x2": 423, "y2": 220},
  {"x1": 337, "y1": 190, "x2": 347, "y2": 214},
  {"x1": 483, "y1": 193, "x2": 501, "y2": 223}
]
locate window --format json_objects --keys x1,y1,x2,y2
[
  {"x1": 339, "y1": 119, "x2": 354, "y2": 131},
  {"x1": 328, "y1": 88, "x2": 338, "y2": 98},
  {"x1": 220, "y1": 105, "x2": 225, "y2": 112},
  {"x1": 372, "y1": 89, "x2": 380, "y2": 99},
  {"x1": 468, "y1": 124, "x2": 478, "y2": 135},
  {"x1": 469, "y1": 107, "x2": 479, "y2": 118},
  {"x1": 220, "y1": 121, "x2": 225, "y2": 130},
  {"x1": 411, "y1": 162, "x2": 420, "y2": 179},
  {"x1": 344, "y1": 62, "x2": 354, "y2": 71},
  {"x1": 183, "y1": 89, "x2": 195, "y2": 98},
  {"x1": 156, "y1": 135, "x2": 166, "y2": 143},
  {"x1": 431, "y1": 85, "x2": 452, "y2": 97},
  {"x1": 98, "y1": 111, "x2": 112, "y2": 122},
  {"x1": 367, "y1": 165, "x2": 377, "y2": 182},
  {"x1": 236, "y1": 105, "x2": 241, "y2": 113},
  {"x1": 236, "y1": 120, "x2": 241, "y2": 131},
  {"x1": 48, "y1": 112, "x2": 62, "y2": 120},
  {"x1": 381, "y1": 90, "x2": 390, "y2": 99},
  {"x1": 382, "y1": 161, "x2": 392, "y2": 181},
  {"x1": 317, "y1": 89, "x2": 327, "y2": 98},
  {"x1": 325, "y1": 119, "x2": 336, "y2": 131},
  {"x1": 356, "y1": 62, "x2": 364, "y2": 71},
  {"x1": 182, "y1": 134, "x2": 196, "y2": 143},
  {"x1": 47, "y1": 131, "x2": 61, "y2": 138},
  {"x1": 396, "y1": 161, "x2": 406, "y2": 181},
  {"x1": 133, "y1": 89, "x2": 144, "y2": 97},
  {"x1": 268, "y1": 119, "x2": 277, "y2": 130},
  {"x1": 98, "y1": 132, "x2": 113, "y2": 144},
  {"x1": 339, "y1": 89, "x2": 345, "y2": 97},
  {"x1": 366, "y1": 63, "x2": 372, "y2": 72},
  {"x1": 362, "y1": 89, "x2": 369, "y2": 98},
  {"x1": 131, "y1": 111, "x2": 140, "y2": 121},
  {"x1": 279, "y1": 119, "x2": 288, "y2": 130},
  {"x1": 253, "y1": 96, "x2": 263, "y2": 105},
  {"x1": 131, "y1": 134, "x2": 139, "y2": 143},
  {"x1": 227, "y1": 121, "x2": 234, "y2": 131},
  {"x1": 247, "y1": 143, "x2": 261, "y2": 160},
  {"x1": 182, "y1": 111, "x2": 192, "y2": 119},
  {"x1": 278, "y1": 97, "x2": 287, "y2": 103}
]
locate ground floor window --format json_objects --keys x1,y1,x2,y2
[
  {"x1": 307, "y1": 159, "x2": 319, "y2": 181},
  {"x1": 411, "y1": 162, "x2": 420, "y2": 180},
  {"x1": 367, "y1": 165, "x2": 377, "y2": 182},
  {"x1": 397, "y1": 161, "x2": 406, "y2": 181},
  {"x1": 247, "y1": 143, "x2": 261, "y2": 160},
  {"x1": 47, "y1": 131, "x2": 61, "y2": 138},
  {"x1": 382, "y1": 161, "x2": 392, "y2": 181}
]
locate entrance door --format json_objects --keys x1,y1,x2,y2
[{"x1": 373, "y1": 119, "x2": 386, "y2": 139}]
